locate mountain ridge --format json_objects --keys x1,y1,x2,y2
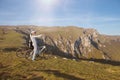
[{"x1": 0, "y1": 26, "x2": 120, "y2": 61}]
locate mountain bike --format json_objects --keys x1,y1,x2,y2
[
  {"x1": 16, "y1": 46, "x2": 30, "y2": 58},
  {"x1": 16, "y1": 35, "x2": 55, "y2": 60},
  {"x1": 25, "y1": 45, "x2": 48, "y2": 60}
]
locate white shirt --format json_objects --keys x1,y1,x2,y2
[{"x1": 30, "y1": 34, "x2": 42, "y2": 46}]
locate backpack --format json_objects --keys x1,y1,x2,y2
[{"x1": 28, "y1": 35, "x2": 34, "y2": 49}]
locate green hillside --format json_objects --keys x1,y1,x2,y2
[
  {"x1": 0, "y1": 27, "x2": 24, "y2": 51},
  {"x1": 102, "y1": 40, "x2": 120, "y2": 61},
  {"x1": 0, "y1": 26, "x2": 120, "y2": 80},
  {"x1": 0, "y1": 52, "x2": 120, "y2": 80}
]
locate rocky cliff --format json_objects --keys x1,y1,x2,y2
[{"x1": 15, "y1": 26, "x2": 120, "y2": 61}]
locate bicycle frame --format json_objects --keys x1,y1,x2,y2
[{"x1": 38, "y1": 45, "x2": 46, "y2": 55}]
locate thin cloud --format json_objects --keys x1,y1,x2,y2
[
  {"x1": 26, "y1": 16, "x2": 120, "y2": 25},
  {"x1": 0, "y1": 12, "x2": 15, "y2": 16}
]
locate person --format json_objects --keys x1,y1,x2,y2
[{"x1": 30, "y1": 31, "x2": 43, "y2": 61}]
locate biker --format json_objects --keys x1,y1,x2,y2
[{"x1": 30, "y1": 30, "x2": 43, "y2": 61}]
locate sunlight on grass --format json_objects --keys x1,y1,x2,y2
[
  {"x1": 0, "y1": 52, "x2": 120, "y2": 80},
  {"x1": 0, "y1": 28, "x2": 24, "y2": 50}
]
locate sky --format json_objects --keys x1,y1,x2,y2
[{"x1": 0, "y1": 0, "x2": 120, "y2": 35}]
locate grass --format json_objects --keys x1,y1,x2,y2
[
  {"x1": 101, "y1": 41, "x2": 120, "y2": 61},
  {"x1": 0, "y1": 53, "x2": 120, "y2": 80},
  {"x1": 0, "y1": 27, "x2": 120, "y2": 80},
  {"x1": 0, "y1": 28, "x2": 24, "y2": 51}
]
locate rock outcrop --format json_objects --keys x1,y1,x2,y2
[{"x1": 15, "y1": 26, "x2": 120, "y2": 61}]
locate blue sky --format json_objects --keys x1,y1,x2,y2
[{"x1": 0, "y1": 0, "x2": 120, "y2": 35}]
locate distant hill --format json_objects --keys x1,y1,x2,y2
[{"x1": 0, "y1": 26, "x2": 120, "y2": 61}]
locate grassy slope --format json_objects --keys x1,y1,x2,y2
[
  {"x1": 102, "y1": 41, "x2": 120, "y2": 61},
  {"x1": 33, "y1": 26, "x2": 83, "y2": 40},
  {"x1": 0, "y1": 27, "x2": 120, "y2": 80},
  {"x1": 0, "y1": 28, "x2": 24, "y2": 50},
  {"x1": 0, "y1": 53, "x2": 120, "y2": 80}
]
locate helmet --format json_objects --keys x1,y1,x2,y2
[{"x1": 31, "y1": 31, "x2": 36, "y2": 34}]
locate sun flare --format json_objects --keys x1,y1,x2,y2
[
  {"x1": 35, "y1": 0, "x2": 60, "y2": 11},
  {"x1": 40, "y1": 0, "x2": 58, "y2": 6}
]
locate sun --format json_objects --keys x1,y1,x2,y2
[
  {"x1": 40, "y1": 0, "x2": 58, "y2": 6},
  {"x1": 35, "y1": 0, "x2": 60, "y2": 11}
]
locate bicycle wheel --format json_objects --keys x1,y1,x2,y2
[
  {"x1": 16, "y1": 48, "x2": 26, "y2": 58},
  {"x1": 25, "y1": 49, "x2": 33, "y2": 60}
]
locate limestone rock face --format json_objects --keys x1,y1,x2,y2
[
  {"x1": 37, "y1": 28, "x2": 104, "y2": 59},
  {"x1": 16, "y1": 26, "x2": 120, "y2": 61}
]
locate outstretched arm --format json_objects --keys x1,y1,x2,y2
[{"x1": 32, "y1": 34, "x2": 43, "y2": 38}]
